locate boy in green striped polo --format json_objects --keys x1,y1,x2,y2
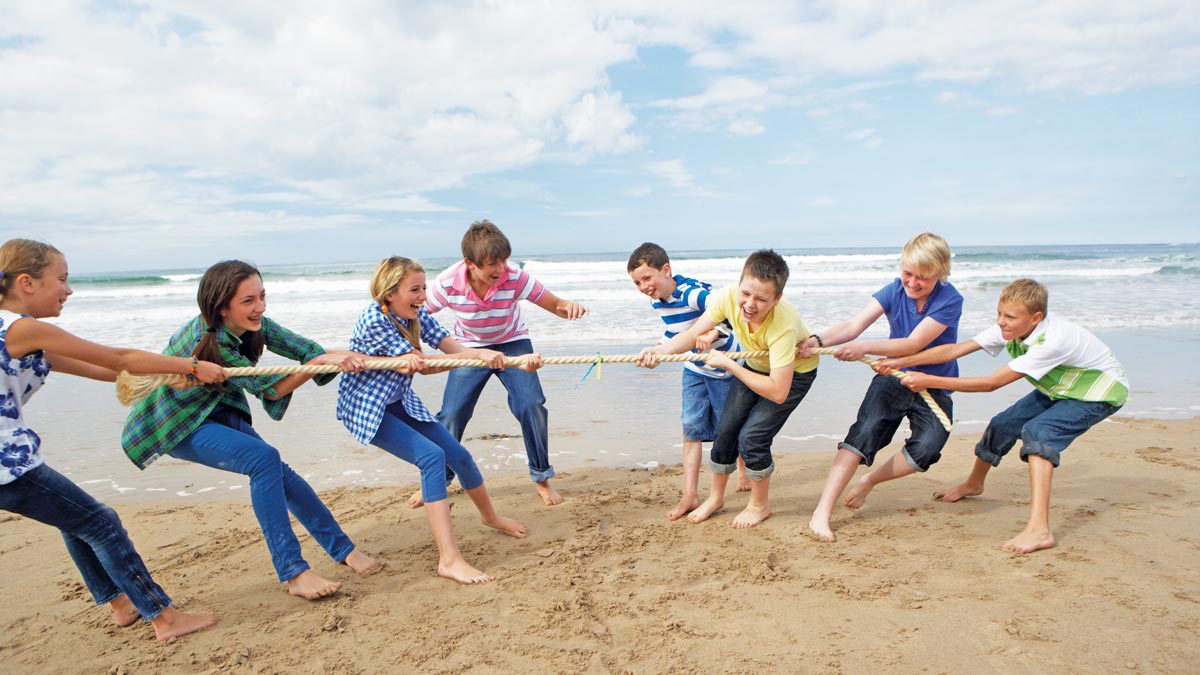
[{"x1": 876, "y1": 279, "x2": 1127, "y2": 554}]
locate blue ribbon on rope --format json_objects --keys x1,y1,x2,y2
[{"x1": 574, "y1": 352, "x2": 603, "y2": 389}]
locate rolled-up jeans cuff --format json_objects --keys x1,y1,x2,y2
[
  {"x1": 974, "y1": 444, "x2": 1003, "y2": 467},
  {"x1": 901, "y1": 448, "x2": 927, "y2": 473},
  {"x1": 529, "y1": 466, "x2": 556, "y2": 483},
  {"x1": 745, "y1": 462, "x2": 775, "y2": 481},
  {"x1": 709, "y1": 460, "x2": 737, "y2": 475},
  {"x1": 837, "y1": 441, "x2": 869, "y2": 466}
]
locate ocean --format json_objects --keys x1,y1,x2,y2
[{"x1": 26, "y1": 243, "x2": 1200, "y2": 502}]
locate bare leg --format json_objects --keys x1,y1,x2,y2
[
  {"x1": 807, "y1": 448, "x2": 861, "y2": 542},
  {"x1": 463, "y1": 483, "x2": 529, "y2": 538},
  {"x1": 667, "y1": 440, "x2": 703, "y2": 520},
  {"x1": 735, "y1": 456, "x2": 752, "y2": 492},
  {"x1": 687, "y1": 472, "x2": 730, "y2": 524},
  {"x1": 343, "y1": 548, "x2": 381, "y2": 575},
  {"x1": 286, "y1": 569, "x2": 342, "y2": 600},
  {"x1": 934, "y1": 457, "x2": 992, "y2": 502},
  {"x1": 109, "y1": 594, "x2": 140, "y2": 627},
  {"x1": 149, "y1": 606, "x2": 218, "y2": 641},
  {"x1": 844, "y1": 452, "x2": 916, "y2": 509},
  {"x1": 1003, "y1": 455, "x2": 1056, "y2": 554},
  {"x1": 731, "y1": 474, "x2": 771, "y2": 529},
  {"x1": 534, "y1": 479, "x2": 563, "y2": 506},
  {"x1": 425, "y1": 499, "x2": 494, "y2": 584}
]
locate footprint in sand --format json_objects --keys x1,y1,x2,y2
[{"x1": 1136, "y1": 447, "x2": 1200, "y2": 471}]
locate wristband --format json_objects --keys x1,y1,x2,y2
[
  {"x1": 814, "y1": 334, "x2": 824, "y2": 347},
  {"x1": 188, "y1": 355, "x2": 199, "y2": 381}
]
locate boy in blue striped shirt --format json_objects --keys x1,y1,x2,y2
[{"x1": 627, "y1": 243, "x2": 749, "y2": 520}]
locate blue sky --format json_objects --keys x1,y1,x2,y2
[{"x1": 1, "y1": 1, "x2": 1197, "y2": 272}]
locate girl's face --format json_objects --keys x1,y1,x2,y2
[
  {"x1": 385, "y1": 271, "x2": 427, "y2": 320},
  {"x1": 220, "y1": 274, "x2": 266, "y2": 335},
  {"x1": 26, "y1": 253, "x2": 73, "y2": 319}
]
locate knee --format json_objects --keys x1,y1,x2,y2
[
  {"x1": 242, "y1": 445, "x2": 284, "y2": 478},
  {"x1": 414, "y1": 448, "x2": 448, "y2": 479}
]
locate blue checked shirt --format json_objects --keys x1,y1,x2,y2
[{"x1": 337, "y1": 304, "x2": 450, "y2": 445}]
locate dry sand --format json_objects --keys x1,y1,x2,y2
[{"x1": 1, "y1": 416, "x2": 1198, "y2": 674}]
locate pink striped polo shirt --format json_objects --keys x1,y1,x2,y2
[{"x1": 424, "y1": 260, "x2": 546, "y2": 347}]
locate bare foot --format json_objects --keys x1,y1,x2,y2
[
  {"x1": 804, "y1": 517, "x2": 836, "y2": 543},
  {"x1": 150, "y1": 606, "x2": 218, "y2": 641},
  {"x1": 1002, "y1": 528, "x2": 1056, "y2": 554},
  {"x1": 731, "y1": 503, "x2": 771, "y2": 529},
  {"x1": 686, "y1": 496, "x2": 724, "y2": 524},
  {"x1": 406, "y1": 490, "x2": 425, "y2": 509},
  {"x1": 736, "y1": 475, "x2": 752, "y2": 492},
  {"x1": 109, "y1": 594, "x2": 140, "y2": 627},
  {"x1": 483, "y1": 514, "x2": 529, "y2": 539},
  {"x1": 933, "y1": 481, "x2": 984, "y2": 503},
  {"x1": 535, "y1": 481, "x2": 563, "y2": 506},
  {"x1": 843, "y1": 477, "x2": 874, "y2": 510},
  {"x1": 666, "y1": 495, "x2": 700, "y2": 521},
  {"x1": 437, "y1": 557, "x2": 495, "y2": 584},
  {"x1": 343, "y1": 549, "x2": 382, "y2": 576},
  {"x1": 286, "y1": 570, "x2": 342, "y2": 600}
]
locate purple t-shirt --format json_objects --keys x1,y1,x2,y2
[{"x1": 873, "y1": 278, "x2": 962, "y2": 379}]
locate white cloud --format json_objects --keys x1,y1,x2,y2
[
  {"x1": 562, "y1": 90, "x2": 644, "y2": 154},
  {"x1": 810, "y1": 196, "x2": 835, "y2": 207},
  {"x1": 646, "y1": 159, "x2": 695, "y2": 189},
  {"x1": 727, "y1": 118, "x2": 765, "y2": 136}
]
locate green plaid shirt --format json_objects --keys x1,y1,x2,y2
[{"x1": 121, "y1": 315, "x2": 336, "y2": 469}]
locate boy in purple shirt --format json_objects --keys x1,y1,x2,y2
[
  {"x1": 799, "y1": 233, "x2": 962, "y2": 542},
  {"x1": 422, "y1": 220, "x2": 587, "y2": 506}
]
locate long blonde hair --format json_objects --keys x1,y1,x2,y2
[
  {"x1": 370, "y1": 256, "x2": 426, "y2": 351},
  {"x1": 0, "y1": 239, "x2": 62, "y2": 301}
]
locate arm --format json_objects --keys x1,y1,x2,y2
[
  {"x1": 261, "y1": 350, "x2": 366, "y2": 400},
  {"x1": 532, "y1": 289, "x2": 588, "y2": 320},
  {"x1": 901, "y1": 365, "x2": 1024, "y2": 394},
  {"x1": 834, "y1": 315, "x2": 952, "y2": 362},
  {"x1": 8, "y1": 319, "x2": 225, "y2": 383},
  {"x1": 709, "y1": 352, "x2": 795, "y2": 404},
  {"x1": 433, "y1": 335, "x2": 542, "y2": 371},
  {"x1": 876, "y1": 339, "x2": 983, "y2": 373},
  {"x1": 636, "y1": 315, "x2": 718, "y2": 367},
  {"x1": 798, "y1": 299, "x2": 885, "y2": 358}
]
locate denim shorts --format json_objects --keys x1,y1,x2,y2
[
  {"x1": 681, "y1": 369, "x2": 732, "y2": 442},
  {"x1": 839, "y1": 374, "x2": 953, "y2": 472},
  {"x1": 975, "y1": 389, "x2": 1121, "y2": 468}
]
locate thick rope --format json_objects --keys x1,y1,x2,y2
[
  {"x1": 809, "y1": 347, "x2": 952, "y2": 432},
  {"x1": 116, "y1": 348, "x2": 954, "y2": 431}
]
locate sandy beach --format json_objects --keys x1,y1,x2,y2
[{"x1": 2, "y1": 415, "x2": 1197, "y2": 674}]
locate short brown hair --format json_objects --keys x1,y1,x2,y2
[
  {"x1": 741, "y1": 249, "x2": 789, "y2": 295},
  {"x1": 999, "y1": 278, "x2": 1048, "y2": 316},
  {"x1": 626, "y1": 242, "x2": 669, "y2": 272},
  {"x1": 461, "y1": 220, "x2": 512, "y2": 265},
  {"x1": 0, "y1": 239, "x2": 62, "y2": 301}
]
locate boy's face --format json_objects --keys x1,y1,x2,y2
[
  {"x1": 995, "y1": 301, "x2": 1044, "y2": 341},
  {"x1": 899, "y1": 264, "x2": 938, "y2": 303},
  {"x1": 465, "y1": 257, "x2": 508, "y2": 290},
  {"x1": 628, "y1": 262, "x2": 674, "y2": 301},
  {"x1": 737, "y1": 275, "x2": 781, "y2": 325}
]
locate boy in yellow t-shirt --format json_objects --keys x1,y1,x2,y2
[{"x1": 637, "y1": 250, "x2": 818, "y2": 528}]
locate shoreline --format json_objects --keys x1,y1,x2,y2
[{"x1": 2, "y1": 415, "x2": 1198, "y2": 673}]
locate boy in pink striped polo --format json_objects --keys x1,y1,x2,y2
[{"x1": 422, "y1": 220, "x2": 587, "y2": 506}]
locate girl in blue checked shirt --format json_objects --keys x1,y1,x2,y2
[
  {"x1": 0, "y1": 239, "x2": 220, "y2": 640},
  {"x1": 122, "y1": 260, "x2": 378, "y2": 600},
  {"x1": 338, "y1": 256, "x2": 530, "y2": 584}
]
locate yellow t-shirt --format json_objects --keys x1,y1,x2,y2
[{"x1": 705, "y1": 286, "x2": 818, "y2": 374}]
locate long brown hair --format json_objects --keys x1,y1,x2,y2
[
  {"x1": 0, "y1": 239, "x2": 62, "y2": 302},
  {"x1": 193, "y1": 260, "x2": 266, "y2": 366},
  {"x1": 369, "y1": 256, "x2": 425, "y2": 351}
]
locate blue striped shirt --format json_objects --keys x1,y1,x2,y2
[
  {"x1": 651, "y1": 275, "x2": 736, "y2": 379},
  {"x1": 337, "y1": 304, "x2": 450, "y2": 445}
]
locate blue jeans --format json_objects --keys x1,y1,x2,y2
[
  {"x1": 839, "y1": 374, "x2": 953, "y2": 472},
  {"x1": 681, "y1": 370, "x2": 732, "y2": 442},
  {"x1": 975, "y1": 390, "x2": 1121, "y2": 468},
  {"x1": 168, "y1": 406, "x2": 355, "y2": 582},
  {"x1": 370, "y1": 401, "x2": 485, "y2": 503},
  {"x1": 0, "y1": 464, "x2": 172, "y2": 619},
  {"x1": 437, "y1": 339, "x2": 554, "y2": 483},
  {"x1": 711, "y1": 368, "x2": 817, "y2": 478}
]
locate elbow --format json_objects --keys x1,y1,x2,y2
[{"x1": 769, "y1": 391, "x2": 788, "y2": 405}]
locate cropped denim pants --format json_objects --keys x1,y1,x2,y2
[
  {"x1": 710, "y1": 368, "x2": 817, "y2": 479},
  {"x1": 370, "y1": 401, "x2": 484, "y2": 503},
  {"x1": 437, "y1": 338, "x2": 554, "y2": 483},
  {"x1": 0, "y1": 463, "x2": 172, "y2": 620},
  {"x1": 975, "y1": 389, "x2": 1121, "y2": 468},
  {"x1": 839, "y1": 374, "x2": 954, "y2": 472},
  {"x1": 168, "y1": 406, "x2": 356, "y2": 582}
]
